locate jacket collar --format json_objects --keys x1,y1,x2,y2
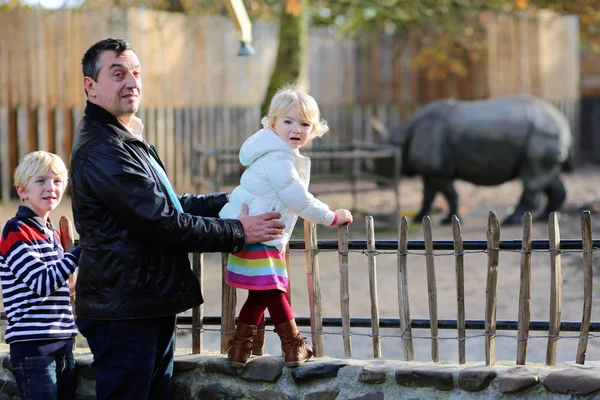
[
  {"x1": 16, "y1": 205, "x2": 54, "y2": 232},
  {"x1": 84, "y1": 101, "x2": 137, "y2": 142}
]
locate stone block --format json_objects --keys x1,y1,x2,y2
[
  {"x1": 303, "y1": 390, "x2": 339, "y2": 400},
  {"x1": 291, "y1": 360, "x2": 347, "y2": 384},
  {"x1": 358, "y1": 366, "x2": 386, "y2": 384},
  {"x1": 543, "y1": 368, "x2": 600, "y2": 395},
  {"x1": 498, "y1": 366, "x2": 539, "y2": 393},
  {"x1": 240, "y1": 356, "x2": 284, "y2": 382},
  {"x1": 457, "y1": 365, "x2": 497, "y2": 391},
  {"x1": 395, "y1": 366, "x2": 455, "y2": 391}
]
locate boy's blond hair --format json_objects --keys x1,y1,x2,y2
[
  {"x1": 14, "y1": 151, "x2": 68, "y2": 188},
  {"x1": 261, "y1": 85, "x2": 329, "y2": 139}
]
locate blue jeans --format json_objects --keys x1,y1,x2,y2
[
  {"x1": 77, "y1": 315, "x2": 176, "y2": 400},
  {"x1": 10, "y1": 352, "x2": 76, "y2": 400}
]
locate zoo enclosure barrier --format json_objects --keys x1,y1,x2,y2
[
  {"x1": 193, "y1": 140, "x2": 402, "y2": 220},
  {"x1": 0, "y1": 210, "x2": 597, "y2": 366}
]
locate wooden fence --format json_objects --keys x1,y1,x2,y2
[
  {"x1": 0, "y1": 7, "x2": 584, "y2": 202},
  {"x1": 0, "y1": 8, "x2": 580, "y2": 109},
  {"x1": 2, "y1": 209, "x2": 596, "y2": 365}
]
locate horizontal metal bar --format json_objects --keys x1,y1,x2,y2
[
  {"x1": 72, "y1": 238, "x2": 593, "y2": 252},
  {"x1": 176, "y1": 316, "x2": 600, "y2": 332},
  {"x1": 288, "y1": 239, "x2": 596, "y2": 251}
]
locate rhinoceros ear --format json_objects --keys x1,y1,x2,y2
[{"x1": 370, "y1": 116, "x2": 390, "y2": 141}]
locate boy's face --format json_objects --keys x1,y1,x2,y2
[
  {"x1": 271, "y1": 107, "x2": 312, "y2": 151},
  {"x1": 16, "y1": 170, "x2": 66, "y2": 221}
]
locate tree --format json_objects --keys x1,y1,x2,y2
[{"x1": 260, "y1": 0, "x2": 307, "y2": 119}]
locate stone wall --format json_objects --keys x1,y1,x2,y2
[{"x1": 1, "y1": 350, "x2": 600, "y2": 399}]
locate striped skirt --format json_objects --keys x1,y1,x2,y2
[{"x1": 226, "y1": 243, "x2": 288, "y2": 291}]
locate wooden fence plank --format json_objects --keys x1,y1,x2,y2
[
  {"x1": 174, "y1": 109, "x2": 184, "y2": 191},
  {"x1": 0, "y1": 108, "x2": 9, "y2": 202},
  {"x1": 166, "y1": 106, "x2": 175, "y2": 181},
  {"x1": 183, "y1": 107, "x2": 192, "y2": 192},
  {"x1": 485, "y1": 211, "x2": 500, "y2": 366},
  {"x1": 304, "y1": 220, "x2": 324, "y2": 357},
  {"x1": 517, "y1": 212, "x2": 533, "y2": 365},
  {"x1": 577, "y1": 211, "x2": 593, "y2": 364},
  {"x1": 37, "y1": 107, "x2": 48, "y2": 151},
  {"x1": 220, "y1": 253, "x2": 236, "y2": 354},
  {"x1": 17, "y1": 107, "x2": 28, "y2": 162},
  {"x1": 54, "y1": 108, "x2": 65, "y2": 162},
  {"x1": 156, "y1": 108, "x2": 166, "y2": 165},
  {"x1": 452, "y1": 215, "x2": 466, "y2": 364},
  {"x1": 546, "y1": 212, "x2": 562, "y2": 366},
  {"x1": 338, "y1": 224, "x2": 352, "y2": 358},
  {"x1": 423, "y1": 216, "x2": 439, "y2": 362},
  {"x1": 398, "y1": 216, "x2": 414, "y2": 361},
  {"x1": 366, "y1": 216, "x2": 381, "y2": 358},
  {"x1": 192, "y1": 252, "x2": 204, "y2": 354}
]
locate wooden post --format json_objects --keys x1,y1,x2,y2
[
  {"x1": 58, "y1": 216, "x2": 76, "y2": 293},
  {"x1": 452, "y1": 215, "x2": 466, "y2": 364},
  {"x1": 393, "y1": 146, "x2": 402, "y2": 227},
  {"x1": 398, "y1": 216, "x2": 414, "y2": 361},
  {"x1": 517, "y1": 212, "x2": 532, "y2": 365},
  {"x1": 366, "y1": 216, "x2": 381, "y2": 358},
  {"x1": 338, "y1": 224, "x2": 352, "y2": 358},
  {"x1": 423, "y1": 216, "x2": 439, "y2": 362},
  {"x1": 59, "y1": 216, "x2": 77, "y2": 346},
  {"x1": 191, "y1": 253, "x2": 204, "y2": 354},
  {"x1": 221, "y1": 253, "x2": 236, "y2": 354},
  {"x1": 577, "y1": 211, "x2": 593, "y2": 364},
  {"x1": 546, "y1": 212, "x2": 562, "y2": 366},
  {"x1": 304, "y1": 220, "x2": 324, "y2": 357},
  {"x1": 485, "y1": 211, "x2": 500, "y2": 366}
]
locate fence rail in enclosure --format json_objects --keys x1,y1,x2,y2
[
  {"x1": 193, "y1": 140, "x2": 402, "y2": 219},
  {"x1": 0, "y1": 103, "x2": 407, "y2": 202},
  {"x1": 1, "y1": 209, "x2": 597, "y2": 366}
]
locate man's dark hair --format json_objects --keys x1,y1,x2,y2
[{"x1": 82, "y1": 38, "x2": 133, "y2": 81}]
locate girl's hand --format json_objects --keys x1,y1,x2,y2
[{"x1": 333, "y1": 209, "x2": 353, "y2": 226}]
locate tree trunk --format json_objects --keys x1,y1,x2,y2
[{"x1": 260, "y1": 0, "x2": 308, "y2": 121}]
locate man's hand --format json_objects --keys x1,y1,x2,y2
[{"x1": 237, "y1": 204, "x2": 285, "y2": 244}]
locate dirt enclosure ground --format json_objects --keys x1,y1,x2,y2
[{"x1": 2, "y1": 165, "x2": 600, "y2": 364}]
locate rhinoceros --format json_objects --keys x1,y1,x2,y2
[{"x1": 374, "y1": 94, "x2": 572, "y2": 225}]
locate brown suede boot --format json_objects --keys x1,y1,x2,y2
[
  {"x1": 251, "y1": 320, "x2": 265, "y2": 356},
  {"x1": 275, "y1": 320, "x2": 313, "y2": 367},
  {"x1": 227, "y1": 322, "x2": 257, "y2": 368}
]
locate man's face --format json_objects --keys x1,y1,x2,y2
[{"x1": 84, "y1": 49, "x2": 142, "y2": 122}]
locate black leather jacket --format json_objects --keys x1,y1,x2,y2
[{"x1": 70, "y1": 101, "x2": 245, "y2": 320}]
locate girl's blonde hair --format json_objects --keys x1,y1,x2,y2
[
  {"x1": 261, "y1": 85, "x2": 329, "y2": 139},
  {"x1": 14, "y1": 151, "x2": 68, "y2": 188}
]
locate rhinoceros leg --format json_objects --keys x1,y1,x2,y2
[
  {"x1": 414, "y1": 176, "x2": 458, "y2": 225},
  {"x1": 536, "y1": 175, "x2": 567, "y2": 221},
  {"x1": 502, "y1": 187, "x2": 541, "y2": 226},
  {"x1": 413, "y1": 176, "x2": 438, "y2": 223},
  {"x1": 437, "y1": 179, "x2": 459, "y2": 225}
]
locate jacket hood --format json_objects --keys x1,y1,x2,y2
[{"x1": 239, "y1": 128, "x2": 295, "y2": 166}]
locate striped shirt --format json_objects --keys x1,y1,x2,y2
[{"x1": 0, "y1": 206, "x2": 78, "y2": 344}]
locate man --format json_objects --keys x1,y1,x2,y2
[{"x1": 69, "y1": 38, "x2": 284, "y2": 400}]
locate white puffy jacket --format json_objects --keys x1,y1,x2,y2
[{"x1": 219, "y1": 129, "x2": 334, "y2": 252}]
